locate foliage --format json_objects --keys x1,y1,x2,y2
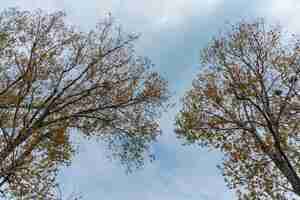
[
  {"x1": 176, "y1": 19, "x2": 300, "y2": 199},
  {"x1": 0, "y1": 8, "x2": 169, "y2": 199}
]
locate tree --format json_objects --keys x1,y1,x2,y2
[
  {"x1": 176, "y1": 20, "x2": 300, "y2": 199},
  {"x1": 0, "y1": 8, "x2": 169, "y2": 199}
]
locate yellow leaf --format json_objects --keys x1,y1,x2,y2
[{"x1": 52, "y1": 127, "x2": 67, "y2": 145}]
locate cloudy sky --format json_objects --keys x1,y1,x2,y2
[{"x1": 1, "y1": 0, "x2": 300, "y2": 199}]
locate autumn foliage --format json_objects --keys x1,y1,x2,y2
[
  {"x1": 0, "y1": 9, "x2": 168, "y2": 199},
  {"x1": 177, "y1": 20, "x2": 300, "y2": 199}
]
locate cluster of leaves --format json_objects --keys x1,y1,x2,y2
[
  {"x1": 176, "y1": 20, "x2": 300, "y2": 199},
  {"x1": 0, "y1": 8, "x2": 168, "y2": 199}
]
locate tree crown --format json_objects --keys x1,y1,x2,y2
[
  {"x1": 177, "y1": 19, "x2": 300, "y2": 199},
  {"x1": 0, "y1": 8, "x2": 169, "y2": 199}
]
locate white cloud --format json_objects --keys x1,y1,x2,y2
[
  {"x1": 59, "y1": 136, "x2": 234, "y2": 200},
  {"x1": 116, "y1": 0, "x2": 221, "y2": 28},
  {"x1": 4, "y1": 1, "x2": 296, "y2": 200},
  {"x1": 259, "y1": 0, "x2": 300, "y2": 33},
  {"x1": 0, "y1": 0, "x2": 61, "y2": 12},
  {"x1": 2, "y1": 0, "x2": 222, "y2": 31}
]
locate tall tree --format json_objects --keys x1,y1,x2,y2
[
  {"x1": 176, "y1": 20, "x2": 300, "y2": 199},
  {"x1": 0, "y1": 8, "x2": 168, "y2": 199}
]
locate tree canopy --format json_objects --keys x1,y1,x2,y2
[
  {"x1": 0, "y1": 8, "x2": 169, "y2": 199},
  {"x1": 176, "y1": 20, "x2": 300, "y2": 199}
]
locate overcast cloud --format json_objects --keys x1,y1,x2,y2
[{"x1": 1, "y1": 1, "x2": 300, "y2": 199}]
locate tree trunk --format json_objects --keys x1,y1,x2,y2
[{"x1": 271, "y1": 152, "x2": 300, "y2": 196}]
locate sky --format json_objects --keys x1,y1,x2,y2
[{"x1": 1, "y1": 0, "x2": 300, "y2": 199}]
